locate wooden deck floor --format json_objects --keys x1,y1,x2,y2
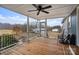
[{"x1": 0, "y1": 36, "x2": 69, "y2": 55}]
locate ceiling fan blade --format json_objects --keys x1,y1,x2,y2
[
  {"x1": 41, "y1": 10, "x2": 49, "y2": 14},
  {"x1": 32, "y1": 4, "x2": 38, "y2": 8},
  {"x1": 37, "y1": 10, "x2": 40, "y2": 15},
  {"x1": 42, "y1": 5, "x2": 52, "y2": 9},
  {"x1": 28, "y1": 10, "x2": 37, "y2": 12}
]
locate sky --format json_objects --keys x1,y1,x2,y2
[
  {"x1": 0, "y1": 7, "x2": 27, "y2": 24},
  {"x1": 47, "y1": 18, "x2": 63, "y2": 26},
  {"x1": 0, "y1": 7, "x2": 63, "y2": 26}
]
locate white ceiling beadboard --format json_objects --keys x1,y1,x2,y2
[{"x1": 0, "y1": 4, "x2": 77, "y2": 20}]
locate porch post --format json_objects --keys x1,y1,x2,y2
[
  {"x1": 76, "y1": 7, "x2": 79, "y2": 46},
  {"x1": 37, "y1": 20, "x2": 40, "y2": 37},
  {"x1": 27, "y1": 16, "x2": 29, "y2": 42},
  {"x1": 39, "y1": 20, "x2": 41, "y2": 37},
  {"x1": 45, "y1": 19, "x2": 48, "y2": 38}
]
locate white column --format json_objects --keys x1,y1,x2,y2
[
  {"x1": 45, "y1": 19, "x2": 48, "y2": 38},
  {"x1": 39, "y1": 20, "x2": 41, "y2": 37},
  {"x1": 76, "y1": 6, "x2": 79, "y2": 46},
  {"x1": 27, "y1": 16, "x2": 29, "y2": 42},
  {"x1": 37, "y1": 20, "x2": 41, "y2": 36}
]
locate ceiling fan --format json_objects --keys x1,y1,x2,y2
[{"x1": 28, "y1": 4, "x2": 52, "y2": 15}]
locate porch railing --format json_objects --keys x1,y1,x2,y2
[{"x1": 0, "y1": 34, "x2": 18, "y2": 50}]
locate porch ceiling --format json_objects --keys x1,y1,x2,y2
[{"x1": 0, "y1": 4, "x2": 77, "y2": 20}]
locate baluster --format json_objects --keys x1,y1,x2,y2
[{"x1": 3, "y1": 35, "x2": 4, "y2": 47}]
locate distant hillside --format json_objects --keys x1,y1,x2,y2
[
  {"x1": 0, "y1": 23, "x2": 13, "y2": 29},
  {"x1": 0, "y1": 23, "x2": 27, "y2": 32},
  {"x1": 0, "y1": 23, "x2": 23, "y2": 29}
]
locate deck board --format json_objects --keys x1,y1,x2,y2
[{"x1": 0, "y1": 37, "x2": 67, "y2": 55}]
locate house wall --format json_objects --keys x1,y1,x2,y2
[
  {"x1": 62, "y1": 9, "x2": 77, "y2": 45},
  {"x1": 71, "y1": 9, "x2": 76, "y2": 35},
  {"x1": 66, "y1": 6, "x2": 79, "y2": 46}
]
